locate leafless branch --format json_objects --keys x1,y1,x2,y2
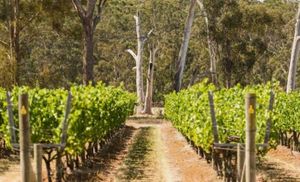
[
  {"x1": 86, "y1": 0, "x2": 97, "y2": 19},
  {"x1": 93, "y1": 0, "x2": 107, "y2": 31},
  {"x1": 19, "y1": 12, "x2": 40, "y2": 32},
  {"x1": 0, "y1": 39, "x2": 8, "y2": 48},
  {"x1": 126, "y1": 49, "x2": 137, "y2": 61},
  {"x1": 72, "y1": 0, "x2": 86, "y2": 20}
]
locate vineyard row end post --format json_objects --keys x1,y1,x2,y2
[
  {"x1": 208, "y1": 91, "x2": 220, "y2": 172},
  {"x1": 19, "y1": 93, "x2": 31, "y2": 182},
  {"x1": 237, "y1": 143, "x2": 245, "y2": 182},
  {"x1": 56, "y1": 91, "x2": 72, "y2": 182},
  {"x1": 6, "y1": 91, "x2": 16, "y2": 144},
  {"x1": 264, "y1": 91, "x2": 274, "y2": 144},
  {"x1": 245, "y1": 93, "x2": 256, "y2": 182}
]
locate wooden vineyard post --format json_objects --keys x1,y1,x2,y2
[
  {"x1": 34, "y1": 144, "x2": 43, "y2": 182},
  {"x1": 237, "y1": 143, "x2": 245, "y2": 182},
  {"x1": 19, "y1": 93, "x2": 31, "y2": 182},
  {"x1": 264, "y1": 91, "x2": 274, "y2": 144},
  {"x1": 6, "y1": 91, "x2": 16, "y2": 144},
  {"x1": 245, "y1": 93, "x2": 256, "y2": 182},
  {"x1": 208, "y1": 91, "x2": 220, "y2": 173},
  {"x1": 56, "y1": 91, "x2": 72, "y2": 182},
  {"x1": 209, "y1": 91, "x2": 219, "y2": 143},
  {"x1": 60, "y1": 91, "x2": 72, "y2": 145}
]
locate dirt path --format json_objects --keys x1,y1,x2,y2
[
  {"x1": 160, "y1": 121, "x2": 220, "y2": 182},
  {"x1": 117, "y1": 119, "x2": 220, "y2": 182}
]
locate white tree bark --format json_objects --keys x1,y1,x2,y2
[
  {"x1": 126, "y1": 14, "x2": 144, "y2": 113},
  {"x1": 174, "y1": 0, "x2": 196, "y2": 92},
  {"x1": 287, "y1": 4, "x2": 300, "y2": 93},
  {"x1": 196, "y1": 0, "x2": 218, "y2": 86},
  {"x1": 126, "y1": 12, "x2": 152, "y2": 113},
  {"x1": 143, "y1": 45, "x2": 158, "y2": 114},
  {"x1": 134, "y1": 13, "x2": 145, "y2": 106}
]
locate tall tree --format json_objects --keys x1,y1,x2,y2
[
  {"x1": 72, "y1": 0, "x2": 106, "y2": 85},
  {"x1": 287, "y1": 4, "x2": 300, "y2": 93},
  {"x1": 174, "y1": 0, "x2": 196, "y2": 92},
  {"x1": 9, "y1": 0, "x2": 41, "y2": 86},
  {"x1": 9, "y1": 0, "x2": 20, "y2": 85},
  {"x1": 126, "y1": 12, "x2": 152, "y2": 113},
  {"x1": 196, "y1": 0, "x2": 218, "y2": 86}
]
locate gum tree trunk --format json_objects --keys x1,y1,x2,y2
[
  {"x1": 196, "y1": 0, "x2": 218, "y2": 86},
  {"x1": 9, "y1": 0, "x2": 20, "y2": 85},
  {"x1": 82, "y1": 19, "x2": 94, "y2": 85},
  {"x1": 174, "y1": 0, "x2": 196, "y2": 92},
  {"x1": 126, "y1": 13, "x2": 145, "y2": 113},
  {"x1": 72, "y1": 0, "x2": 106, "y2": 85},
  {"x1": 287, "y1": 4, "x2": 300, "y2": 93},
  {"x1": 126, "y1": 12, "x2": 153, "y2": 113}
]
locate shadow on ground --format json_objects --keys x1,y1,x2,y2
[
  {"x1": 257, "y1": 159, "x2": 300, "y2": 181},
  {"x1": 66, "y1": 125, "x2": 136, "y2": 182},
  {"x1": 0, "y1": 156, "x2": 19, "y2": 174}
]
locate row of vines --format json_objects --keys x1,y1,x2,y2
[
  {"x1": 165, "y1": 80, "x2": 300, "y2": 179},
  {"x1": 0, "y1": 83, "x2": 136, "y2": 181}
]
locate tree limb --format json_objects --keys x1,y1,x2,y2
[
  {"x1": 196, "y1": 0, "x2": 209, "y2": 23},
  {"x1": 0, "y1": 39, "x2": 8, "y2": 48},
  {"x1": 134, "y1": 15, "x2": 138, "y2": 23},
  {"x1": 126, "y1": 49, "x2": 137, "y2": 61},
  {"x1": 154, "y1": 47, "x2": 159, "y2": 56},
  {"x1": 93, "y1": 0, "x2": 107, "y2": 31},
  {"x1": 72, "y1": 0, "x2": 86, "y2": 20},
  {"x1": 19, "y1": 12, "x2": 40, "y2": 32},
  {"x1": 86, "y1": 0, "x2": 97, "y2": 19},
  {"x1": 147, "y1": 29, "x2": 153, "y2": 38},
  {"x1": 196, "y1": 0, "x2": 204, "y2": 12},
  {"x1": 97, "y1": 0, "x2": 107, "y2": 16},
  {"x1": 141, "y1": 29, "x2": 154, "y2": 44}
]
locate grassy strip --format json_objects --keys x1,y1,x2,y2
[{"x1": 116, "y1": 127, "x2": 155, "y2": 181}]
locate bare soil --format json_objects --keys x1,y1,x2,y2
[{"x1": 159, "y1": 121, "x2": 220, "y2": 182}]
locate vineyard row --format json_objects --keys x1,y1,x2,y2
[{"x1": 0, "y1": 83, "x2": 136, "y2": 181}]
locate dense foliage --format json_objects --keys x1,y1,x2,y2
[
  {"x1": 165, "y1": 80, "x2": 279, "y2": 153},
  {"x1": 0, "y1": 83, "x2": 136, "y2": 155}
]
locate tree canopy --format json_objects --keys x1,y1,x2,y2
[{"x1": 0, "y1": 0, "x2": 297, "y2": 101}]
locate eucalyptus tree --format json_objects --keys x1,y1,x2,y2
[
  {"x1": 126, "y1": 12, "x2": 153, "y2": 112},
  {"x1": 196, "y1": 0, "x2": 218, "y2": 86},
  {"x1": 0, "y1": 0, "x2": 46, "y2": 86},
  {"x1": 72, "y1": 0, "x2": 107, "y2": 85},
  {"x1": 174, "y1": 0, "x2": 196, "y2": 92}
]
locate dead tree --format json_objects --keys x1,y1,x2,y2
[
  {"x1": 174, "y1": 0, "x2": 196, "y2": 92},
  {"x1": 72, "y1": 0, "x2": 106, "y2": 85},
  {"x1": 126, "y1": 12, "x2": 153, "y2": 113},
  {"x1": 287, "y1": 4, "x2": 300, "y2": 93},
  {"x1": 143, "y1": 44, "x2": 159, "y2": 114}
]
